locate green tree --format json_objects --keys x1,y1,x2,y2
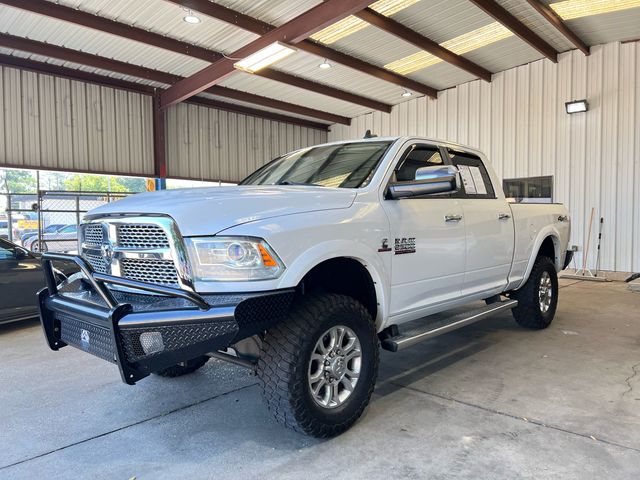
[
  {"x1": 64, "y1": 174, "x2": 128, "y2": 192},
  {"x1": 1, "y1": 169, "x2": 37, "y2": 194}
]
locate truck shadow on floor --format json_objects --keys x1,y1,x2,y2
[{"x1": 374, "y1": 313, "x2": 518, "y2": 399}]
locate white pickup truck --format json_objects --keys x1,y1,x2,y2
[{"x1": 39, "y1": 136, "x2": 571, "y2": 438}]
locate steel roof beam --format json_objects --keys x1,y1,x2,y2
[
  {"x1": 355, "y1": 8, "x2": 493, "y2": 82},
  {"x1": 0, "y1": 0, "x2": 386, "y2": 113},
  {"x1": 0, "y1": 54, "x2": 329, "y2": 131},
  {"x1": 166, "y1": 0, "x2": 438, "y2": 98},
  {"x1": 468, "y1": 0, "x2": 558, "y2": 63},
  {"x1": 161, "y1": 0, "x2": 378, "y2": 108},
  {"x1": 0, "y1": 34, "x2": 344, "y2": 125},
  {"x1": 523, "y1": 0, "x2": 589, "y2": 55}
]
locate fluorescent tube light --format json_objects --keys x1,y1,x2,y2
[
  {"x1": 234, "y1": 42, "x2": 297, "y2": 73},
  {"x1": 565, "y1": 100, "x2": 588, "y2": 114},
  {"x1": 310, "y1": 0, "x2": 420, "y2": 44}
]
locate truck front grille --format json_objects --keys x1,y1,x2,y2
[
  {"x1": 82, "y1": 223, "x2": 104, "y2": 247},
  {"x1": 120, "y1": 258, "x2": 179, "y2": 287},
  {"x1": 80, "y1": 217, "x2": 186, "y2": 289},
  {"x1": 117, "y1": 224, "x2": 170, "y2": 249},
  {"x1": 84, "y1": 251, "x2": 109, "y2": 274}
]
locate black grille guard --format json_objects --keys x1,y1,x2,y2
[{"x1": 39, "y1": 253, "x2": 294, "y2": 385}]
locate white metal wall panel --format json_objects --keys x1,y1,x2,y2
[
  {"x1": 165, "y1": 103, "x2": 327, "y2": 183},
  {"x1": 328, "y1": 42, "x2": 640, "y2": 272},
  {"x1": 0, "y1": 65, "x2": 154, "y2": 176}
]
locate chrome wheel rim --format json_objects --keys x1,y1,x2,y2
[
  {"x1": 308, "y1": 325, "x2": 362, "y2": 409},
  {"x1": 539, "y1": 271, "x2": 553, "y2": 313}
]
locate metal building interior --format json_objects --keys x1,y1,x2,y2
[{"x1": 0, "y1": 1, "x2": 639, "y2": 478}]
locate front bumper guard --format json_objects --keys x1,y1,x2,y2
[{"x1": 38, "y1": 253, "x2": 293, "y2": 384}]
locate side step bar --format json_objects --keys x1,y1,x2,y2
[{"x1": 381, "y1": 299, "x2": 518, "y2": 352}]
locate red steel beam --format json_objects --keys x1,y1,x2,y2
[
  {"x1": 0, "y1": 34, "x2": 346, "y2": 125},
  {"x1": 355, "y1": 8, "x2": 493, "y2": 82},
  {"x1": 255, "y1": 69, "x2": 392, "y2": 113},
  {"x1": 0, "y1": 0, "x2": 221, "y2": 62},
  {"x1": 152, "y1": 90, "x2": 167, "y2": 178},
  {"x1": 167, "y1": 0, "x2": 438, "y2": 98},
  {"x1": 0, "y1": 0, "x2": 385, "y2": 113},
  {"x1": 468, "y1": 0, "x2": 558, "y2": 62},
  {"x1": 523, "y1": 0, "x2": 589, "y2": 55},
  {"x1": 160, "y1": 0, "x2": 379, "y2": 108}
]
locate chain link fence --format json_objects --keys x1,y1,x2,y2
[{"x1": 2, "y1": 191, "x2": 132, "y2": 252}]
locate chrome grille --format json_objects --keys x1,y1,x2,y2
[
  {"x1": 83, "y1": 223, "x2": 104, "y2": 247},
  {"x1": 120, "y1": 258, "x2": 179, "y2": 287},
  {"x1": 117, "y1": 224, "x2": 170, "y2": 249},
  {"x1": 84, "y1": 251, "x2": 108, "y2": 274}
]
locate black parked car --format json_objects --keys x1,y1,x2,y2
[{"x1": 0, "y1": 238, "x2": 76, "y2": 325}]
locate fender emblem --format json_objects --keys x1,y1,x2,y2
[{"x1": 378, "y1": 238, "x2": 392, "y2": 253}]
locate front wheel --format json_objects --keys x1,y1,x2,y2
[
  {"x1": 257, "y1": 294, "x2": 379, "y2": 438},
  {"x1": 511, "y1": 255, "x2": 558, "y2": 329}
]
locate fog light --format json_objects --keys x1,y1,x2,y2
[{"x1": 140, "y1": 332, "x2": 165, "y2": 355}]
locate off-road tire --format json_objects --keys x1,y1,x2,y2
[
  {"x1": 153, "y1": 355, "x2": 209, "y2": 377},
  {"x1": 511, "y1": 255, "x2": 558, "y2": 329},
  {"x1": 257, "y1": 294, "x2": 379, "y2": 438}
]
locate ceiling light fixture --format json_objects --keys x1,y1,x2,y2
[
  {"x1": 550, "y1": 0, "x2": 640, "y2": 21},
  {"x1": 234, "y1": 42, "x2": 297, "y2": 73},
  {"x1": 401, "y1": 90, "x2": 413, "y2": 97},
  {"x1": 319, "y1": 59, "x2": 332, "y2": 69},
  {"x1": 565, "y1": 99, "x2": 588, "y2": 114},
  {"x1": 311, "y1": 0, "x2": 420, "y2": 44},
  {"x1": 183, "y1": 9, "x2": 201, "y2": 24}
]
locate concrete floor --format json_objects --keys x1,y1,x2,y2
[{"x1": 1, "y1": 279, "x2": 639, "y2": 479}]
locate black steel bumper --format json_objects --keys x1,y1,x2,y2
[{"x1": 38, "y1": 253, "x2": 294, "y2": 385}]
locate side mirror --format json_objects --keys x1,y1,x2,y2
[
  {"x1": 387, "y1": 165, "x2": 459, "y2": 199},
  {"x1": 15, "y1": 247, "x2": 29, "y2": 259}
]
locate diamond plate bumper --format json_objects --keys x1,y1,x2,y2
[{"x1": 39, "y1": 253, "x2": 294, "y2": 384}]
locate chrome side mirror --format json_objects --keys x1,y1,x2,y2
[{"x1": 388, "y1": 165, "x2": 459, "y2": 199}]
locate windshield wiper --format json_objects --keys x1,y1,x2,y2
[{"x1": 276, "y1": 181, "x2": 322, "y2": 187}]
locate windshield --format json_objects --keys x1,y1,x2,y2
[{"x1": 240, "y1": 141, "x2": 392, "y2": 188}]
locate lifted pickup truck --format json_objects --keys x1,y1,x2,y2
[{"x1": 39, "y1": 137, "x2": 571, "y2": 438}]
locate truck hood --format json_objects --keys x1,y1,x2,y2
[{"x1": 88, "y1": 186, "x2": 357, "y2": 236}]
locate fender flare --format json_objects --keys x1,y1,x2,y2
[
  {"x1": 515, "y1": 226, "x2": 562, "y2": 290},
  {"x1": 277, "y1": 239, "x2": 389, "y2": 329}
]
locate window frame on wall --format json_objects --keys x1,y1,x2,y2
[{"x1": 503, "y1": 175, "x2": 554, "y2": 203}]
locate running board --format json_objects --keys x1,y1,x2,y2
[{"x1": 381, "y1": 299, "x2": 518, "y2": 352}]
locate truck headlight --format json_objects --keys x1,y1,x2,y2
[{"x1": 184, "y1": 236, "x2": 284, "y2": 282}]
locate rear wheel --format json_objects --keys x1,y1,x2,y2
[
  {"x1": 257, "y1": 294, "x2": 379, "y2": 438},
  {"x1": 153, "y1": 355, "x2": 209, "y2": 378},
  {"x1": 511, "y1": 255, "x2": 558, "y2": 329}
]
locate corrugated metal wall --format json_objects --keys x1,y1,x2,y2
[
  {"x1": 329, "y1": 42, "x2": 640, "y2": 273},
  {"x1": 0, "y1": 65, "x2": 154, "y2": 176},
  {"x1": 165, "y1": 103, "x2": 327, "y2": 182}
]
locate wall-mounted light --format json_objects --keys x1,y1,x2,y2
[
  {"x1": 234, "y1": 42, "x2": 297, "y2": 73},
  {"x1": 565, "y1": 99, "x2": 588, "y2": 114}
]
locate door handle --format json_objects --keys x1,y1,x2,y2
[
  {"x1": 498, "y1": 213, "x2": 511, "y2": 220},
  {"x1": 445, "y1": 214, "x2": 463, "y2": 222}
]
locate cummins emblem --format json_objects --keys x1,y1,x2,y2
[{"x1": 394, "y1": 237, "x2": 416, "y2": 255}]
